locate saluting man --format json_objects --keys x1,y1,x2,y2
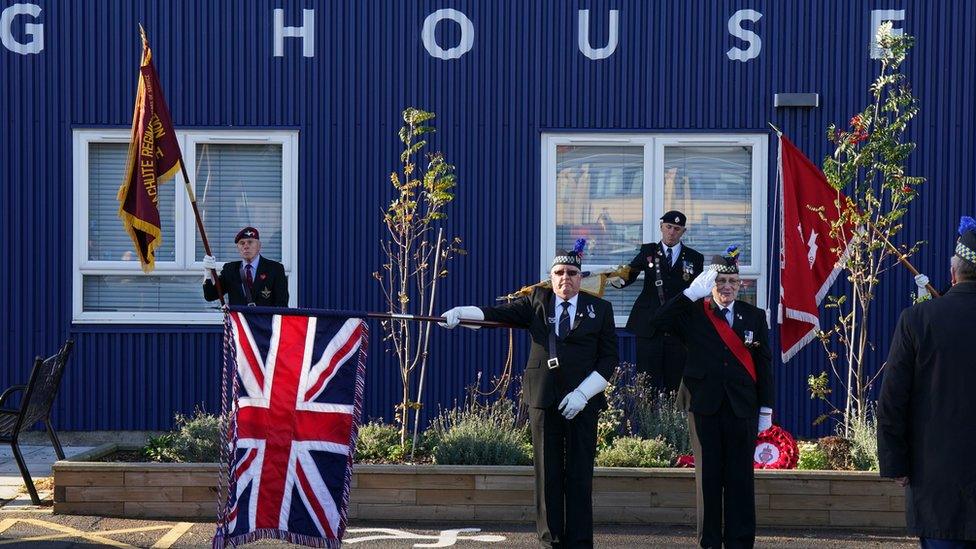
[
  {"x1": 439, "y1": 241, "x2": 618, "y2": 548},
  {"x1": 652, "y1": 246, "x2": 773, "y2": 549},
  {"x1": 202, "y1": 226, "x2": 289, "y2": 307},
  {"x1": 618, "y1": 210, "x2": 704, "y2": 390}
]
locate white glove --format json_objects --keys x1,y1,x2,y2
[
  {"x1": 683, "y1": 268, "x2": 718, "y2": 301},
  {"x1": 758, "y1": 407, "x2": 773, "y2": 434},
  {"x1": 914, "y1": 274, "x2": 930, "y2": 300},
  {"x1": 203, "y1": 255, "x2": 218, "y2": 283},
  {"x1": 558, "y1": 371, "x2": 608, "y2": 420},
  {"x1": 438, "y1": 306, "x2": 484, "y2": 330}
]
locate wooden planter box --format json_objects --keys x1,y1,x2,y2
[
  {"x1": 54, "y1": 444, "x2": 906, "y2": 530},
  {"x1": 53, "y1": 444, "x2": 221, "y2": 519}
]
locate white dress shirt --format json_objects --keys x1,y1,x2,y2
[
  {"x1": 715, "y1": 300, "x2": 735, "y2": 326},
  {"x1": 661, "y1": 242, "x2": 683, "y2": 267},
  {"x1": 554, "y1": 293, "x2": 580, "y2": 336}
]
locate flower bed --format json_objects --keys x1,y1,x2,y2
[{"x1": 54, "y1": 444, "x2": 905, "y2": 529}]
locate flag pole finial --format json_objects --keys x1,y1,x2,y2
[{"x1": 767, "y1": 122, "x2": 783, "y2": 136}]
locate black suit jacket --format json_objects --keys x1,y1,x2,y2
[
  {"x1": 481, "y1": 288, "x2": 618, "y2": 410},
  {"x1": 877, "y1": 281, "x2": 976, "y2": 540},
  {"x1": 203, "y1": 255, "x2": 289, "y2": 307},
  {"x1": 621, "y1": 242, "x2": 704, "y2": 337},
  {"x1": 652, "y1": 294, "x2": 773, "y2": 418}
]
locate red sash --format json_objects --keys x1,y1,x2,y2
[{"x1": 703, "y1": 298, "x2": 757, "y2": 382}]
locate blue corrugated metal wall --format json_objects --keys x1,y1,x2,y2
[{"x1": 1, "y1": 0, "x2": 973, "y2": 437}]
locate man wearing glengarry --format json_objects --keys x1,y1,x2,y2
[{"x1": 439, "y1": 241, "x2": 618, "y2": 548}]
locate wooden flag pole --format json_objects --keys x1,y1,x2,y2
[
  {"x1": 178, "y1": 162, "x2": 226, "y2": 306},
  {"x1": 868, "y1": 222, "x2": 940, "y2": 298},
  {"x1": 365, "y1": 312, "x2": 515, "y2": 329}
]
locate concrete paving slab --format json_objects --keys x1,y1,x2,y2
[
  {"x1": 1, "y1": 490, "x2": 52, "y2": 511},
  {"x1": 0, "y1": 445, "x2": 93, "y2": 504}
]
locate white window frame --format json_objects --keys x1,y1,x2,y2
[
  {"x1": 72, "y1": 129, "x2": 299, "y2": 324},
  {"x1": 541, "y1": 133, "x2": 769, "y2": 325}
]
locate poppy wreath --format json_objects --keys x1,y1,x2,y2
[{"x1": 753, "y1": 425, "x2": 799, "y2": 469}]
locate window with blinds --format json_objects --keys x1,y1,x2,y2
[
  {"x1": 553, "y1": 144, "x2": 645, "y2": 315},
  {"x1": 195, "y1": 144, "x2": 283, "y2": 262},
  {"x1": 543, "y1": 134, "x2": 767, "y2": 321},
  {"x1": 663, "y1": 145, "x2": 753, "y2": 265},
  {"x1": 74, "y1": 131, "x2": 297, "y2": 322},
  {"x1": 88, "y1": 143, "x2": 176, "y2": 262}
]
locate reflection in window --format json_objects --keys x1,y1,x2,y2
[
  {"x1": 663, "y1": 146, "x2": 753, "y2": 264},
  {"x1": 555, "y1": 145, "x2": 643, "y2": 265}
]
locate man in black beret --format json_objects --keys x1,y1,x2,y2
[
  {"x1": 652, "y1": 245, "x2": 774, "y2": 549},
  {"x1": 617, "y1": 210, "x2": 704, "y2": 390},
  {"x1": 439, "y1": 241, "x2": 618, "y2": 548},
  {"x1": 202, "y1": 226, "x2": 289, "y2": 307},
  {"x1": 878, "y1": 216, "x2": 976, "y2": 548}
]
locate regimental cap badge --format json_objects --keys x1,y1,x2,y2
[
  {"x1": 659, "y1": 210, "x2": 687, "y2": 227},
  {"x1": 235, "y1": 226, "x2": 260, "y2": 243}
]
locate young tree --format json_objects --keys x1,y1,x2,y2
[
  {"x1": 375, "y1": 108, "x2": 463, "y2": 448},
  {"x1": 811, "y1": 23, "x2": 925, "y2": 436}
]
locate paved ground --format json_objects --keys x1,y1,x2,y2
[
  {"x1": 0, "y1": 443, "x2": 916, "y2": 548},
  {"x1": 0, "y1": 445, "x2": 94, "y2": 503},
  {"x1": 0, "y1": 515, "x2": 917, "y2": 548}
]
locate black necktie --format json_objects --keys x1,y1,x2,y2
[
  {"x1": 721, "y1": 307, "x2": 732, "y2": 326},
  {"x1": 558, "y1": 301, "x2": 571, "y2": 337},
  {"x1": 666, "y1": 247, "x2": 674, "y2": 268}
]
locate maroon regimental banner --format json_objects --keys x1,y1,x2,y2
[{"x1": 117, "y1": 28, "x2": 183, "y2": 272}]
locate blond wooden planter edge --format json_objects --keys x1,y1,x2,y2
[{"x1": 53, "y1": 443, "x2": 906, "y2": 530}]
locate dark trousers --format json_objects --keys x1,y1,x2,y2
[
  {"x1": 688, "y1": 397, "x2": 757, "y2": 549},
  {"x1": 636, "y1": 332, "x2": 686, "y2": 391},
  {"x1": 528, "y1": 404, "x2": 599, "y2": 549}
]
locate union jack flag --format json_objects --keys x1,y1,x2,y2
[{"x1": 214, "y1": 308, "x2": 367, "y2": 548}]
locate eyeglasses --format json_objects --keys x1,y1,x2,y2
[
  {"x1": 552, "y1": 269, "x2": 581, "y2": 277},
  {"x1": 715, "y1": 277, "x2": 741, "y2": 287}
]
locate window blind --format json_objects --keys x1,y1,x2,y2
[
  {"x1": 88, "y1": 143, "x2": 176, "y2": 262},
  {"x1": 82, "y1": 142, "x2": 285, "y2": 314},
  {"x1": 554, "y1": 145, "x2": 644, "y2": 266},
  {"x1": 662, "y1": 145, "x2": 753, "y2": 264},
  {"x1": 195, "y1": 143, "x2": 283, "y2": 262}
]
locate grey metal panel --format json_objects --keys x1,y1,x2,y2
[
  {"x1": 774, "y1": 93, "x2": 819, "y2": 108},
  {"x1": 0, "y1": 0, "x2": 972, "y2": 438}
]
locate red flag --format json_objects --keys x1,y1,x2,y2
[
  {"x1": 117, "y1": 27, "x2": 183, "y2": 273},
  {"x1": 777, "y1": 135, "x2": 855, "y2": 361}
]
